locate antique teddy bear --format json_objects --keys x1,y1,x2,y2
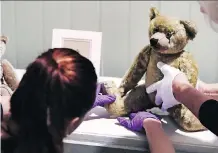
[
  {"x1": 101, "y1": 7, "x2": 206, "y2": 132},
  {"x1": 0, "y1": 36, "x2": 19, "y2": 96}
]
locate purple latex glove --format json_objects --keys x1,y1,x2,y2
[
  {"x1": 117, "y1": 112, "x2": 160, "y2": 132},
  {"x1": 92, "y1": 83, "x2": 116, "y2": 108}
]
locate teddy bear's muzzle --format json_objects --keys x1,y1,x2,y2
[
  {"x1": 150, "y1": 32, "x2": 169, "y2": 52},
  {"x1": 150, "y1": 38, "x2": 158, "y2": 46}
]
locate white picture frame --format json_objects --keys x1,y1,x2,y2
[{"x1": 52, "y1": 29, "x2": 102, "y2": 77}]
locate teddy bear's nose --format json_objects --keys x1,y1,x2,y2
[{"x1": 150, "y1": 38, "x2": 158, "y2": 46}]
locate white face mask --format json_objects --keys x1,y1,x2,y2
[{"x1": 198, "y1": 1, "x2": 218, "y2": 32}]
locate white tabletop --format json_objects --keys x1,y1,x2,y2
[{"x1": 15, "y1": 69, "x2": 218, "y2": 153}]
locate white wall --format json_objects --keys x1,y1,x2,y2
[{"x1": 2, "y1": 1, "x2": 218, "y2": 82}]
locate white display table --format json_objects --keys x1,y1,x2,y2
[{"x1": 15, "y1": 69, "x2": 218, "y2": 153}]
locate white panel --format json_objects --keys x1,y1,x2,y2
[
  {"x1": 129, "y1": 1, "x2": 160, "y2": 62},
  {"x1": 64, "y1": 40, "x2": 90, "y2": 59},
  {"x1": 101, "y1": 1, "x2": 130, "y2": 77},
  {"x1": 43, "y1": 1, "x2": 71, "y2": 50},
  {"x1": 70, "y1": 1, "x2": 100, "y2": 32},
  {"x1": 15, "y1": 1, "x2": 43, "y2": 68},
  {"x1": 1, "y1": 1, "x2": 17, "y2": 67},
  {"x1": 52, "y1": 29, "x2": 102, "y2": 77},
  {"x1": 190, "y1": 2, "x2": 218, "y2": 83}
]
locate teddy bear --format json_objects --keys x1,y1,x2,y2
[
  {"x1": 0, "y1": 36, "x2": 19, "y2": 96},
  {"x1": 101, "y1": 7, "x2": 206, "y2": 132}
]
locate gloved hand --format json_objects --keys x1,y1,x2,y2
[
  {"x1": 146, "y1": 62, "x2": 189, "y2": 111},
  {"x1": 92, "y1": 83, "x2": 116, "y2": 108},
  {"x1": 117, "y1": 111, "x2": 160, "y2": 132}
]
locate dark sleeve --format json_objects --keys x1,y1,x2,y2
[
  {"x1": 199, "y1": 99, "x2": 218, "y2": 136},
  {"x1": 1, "y1": 137, "x2": 17, "y2": 153}
]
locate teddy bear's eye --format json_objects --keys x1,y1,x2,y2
[
  {"x1": 153, "y1": 28, "x2": 159, "y2": 33},
  {"x1": 166, "y1": 32, "x2": 172, "y2": 39}
]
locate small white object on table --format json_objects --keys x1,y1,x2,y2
[{"x1": 15, "y1": 69, "x2": 218, "y2": 153}]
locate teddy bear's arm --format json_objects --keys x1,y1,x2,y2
[
  {"x1": 2, "y1": 59, "x2": 19, "y2": 91},
  {"x1": 119, "y1": 45, "x2": 151, "y2": 95},
  {"x1": 178, "y1": 52, "x2": 198, "y2": 87}
]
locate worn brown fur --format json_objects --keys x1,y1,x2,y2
[{"x1": 103, "y1": 7, "x2": 206, "y2": 132}]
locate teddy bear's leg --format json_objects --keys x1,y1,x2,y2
[
  {"x1": 102, "y1": 81, "x2": 154, "y2": 117},
  {"x1": 101, "y1": 80, "x2": 129, "y2": 117},
  {"x1": 123, "y1": 83, "x2": 154, "y2": 113},
  {"x1": 168, "y1": 105, "x2": 206, "y2": 131},
  {"x1": 2, "y1": 59, "x2": 19, "y2": 91},
  {"x1": 168, "y1": 54, "x2": 206, "y2": 131}
]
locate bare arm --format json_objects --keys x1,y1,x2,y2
[
  {"x1": 173, "y1": 53, "x2": 214, "y2": 117},
  {"x1": 143, "y1": 119, "x2": 175, "y2": 153},
  {"x1": 173, "y1": 76, "x2": 218, "y2": 118},
  {"x1": 119, "y1": 45, "x2": 151, "y2": 95},
  {"x1": 197, "y1": 79, "x2": 218, "y2": 100},
  {"x1": 205, "y1": 83, "x2": 218, "y2": 92},
  {"x1": 173, "y1": 82, "x2": 211, "y2": 119},
  {"x1": 173, "y1": 83, "x2": 218, "y2": 136}
]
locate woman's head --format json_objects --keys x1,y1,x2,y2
[
  {"x1": 9, "y1": 48, "x2": 97, "y2": 153},
  {"x1": 198, "y1": 1, "x2": 218, "y2": 32}
]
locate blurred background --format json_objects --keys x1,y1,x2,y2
[{"x1": 1, "y1": 1, "x2": 218, "y2": 82}]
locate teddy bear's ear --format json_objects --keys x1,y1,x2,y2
[
  {"x1": 1, "y1": 36, "x2": 8, "y2": 44},
  {"x1": 180, "y1": 20, "x2": 197, "y2": 40},
  {"x1": 149, "y1": 7, "x2": 160, "y2": 21}
]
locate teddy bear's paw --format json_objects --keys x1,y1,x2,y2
[
  {"x1": 118, "y1": 87, "x2": 125, "y2": 97},
  {"x1": 146, "y1": 107, "x2": 169, "y2": 116}
]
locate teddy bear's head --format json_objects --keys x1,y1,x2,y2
[
  {"x1": 0, "y1": 36, "x2": 8, "y2": 59},
  {"x1": 148, "y1": 7, "x2": 197, "y2": 54}
]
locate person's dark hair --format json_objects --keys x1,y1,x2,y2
[{"x1": 9, "y1": 48, "x2": 97, "y2": 153}]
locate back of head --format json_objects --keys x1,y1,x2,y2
[
  {"x1": 9, "y1": 48, "x2": 97, "y2": 153},
  {"x1": 199, "y1": 1, "x2": 218, "y2": 32}
]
